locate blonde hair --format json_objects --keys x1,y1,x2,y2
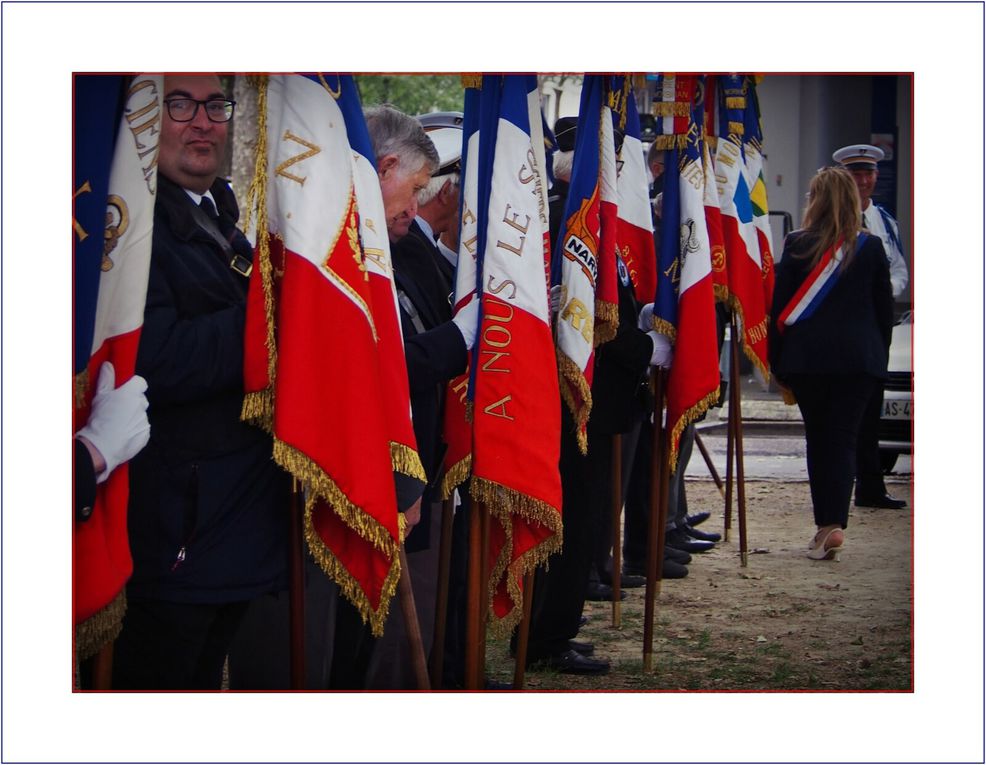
[{"x1": 798, "y1": 165, "x2": 864, "y2": 269}]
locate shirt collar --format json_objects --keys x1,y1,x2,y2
[
  {"x1": 415, "y1": 215, "x2": 437, "y2": 243},
  {"x1": 184, "y1": 188, "x2": 217, "y2": 209}
]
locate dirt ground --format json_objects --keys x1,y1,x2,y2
[{"x1": 486, "y1": 478, "x2": 913, "y2": 691}]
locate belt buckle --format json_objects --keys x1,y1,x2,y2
[{"x1": 229, "y1": 254, "x2": 253, "y2": 278}]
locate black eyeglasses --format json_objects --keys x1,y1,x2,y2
[{"x1": 163, "y1": 98, "x2": 236, "y2": 123}]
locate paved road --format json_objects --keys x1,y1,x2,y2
[{"x1": 685, "y1": 424, "x2": 913, "y2": 483}]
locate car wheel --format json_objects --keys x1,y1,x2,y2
[{"x1": 880, "y1": 451, "x2": 899, "y2": 474}]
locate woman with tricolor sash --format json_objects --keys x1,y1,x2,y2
[{"x1": 768, "y1": 166, "x2": 894, "y2": 562}]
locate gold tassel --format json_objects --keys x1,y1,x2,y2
[
  {"x1": 713, "y1": 283, "x2": 731, "y2": 303},
  {"x1": 391, "y1": 442, "x2": 427, "y2": 482},
  {"x1": 303, "y1": 500, "x2": 400, "y2": 638},
  {"x1": 461, "y1": 74, "x2": 482, "y2": 89},
  {"x1": 440, "y1": 455, "x2": 472, "y2": 501},
  {"x1": 557, "y1": 353, "x2": 592, "y2": 456},
  {"x1": 74, "y1": 590, "x2": 126, "y2": 662},
  {"x1": 73, "y1": 369, "x2": 90, "y2": 409}
]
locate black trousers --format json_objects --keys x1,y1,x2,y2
[
  {"x1": 855, "y1": 384, "x2": 888, "y2": 499},
  {"x1": 112, "y1": 595, "x2": 249, "y2": 689},
  {"x1": 787, "y1": 373, "x2": 878, "y2": 529},
  {"x1": 526, "y1": 417, "x2": 608, "y2": 660}
]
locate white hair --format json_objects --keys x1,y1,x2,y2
[
  {"x1": 417, "y1": 171, "x2": 460, "y2": 207},
  {"x1": 553, "y1": 150, "x2": 574, "y2": 182}
]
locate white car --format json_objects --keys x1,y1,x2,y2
[{"x1": 879, "y1": 311, "x2": 912, "y2": 471}]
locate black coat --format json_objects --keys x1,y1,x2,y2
[
  {"x1": 768, "y1": 231, "x2": 894, "y2": 381},
  {"x1": 127, "y1": 175, "x2": 289, "y2": 604},
  {"x1": 391, "y1": 223, "x2": 468, "y2": 542}
]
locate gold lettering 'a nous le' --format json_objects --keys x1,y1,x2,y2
[
  {"x1": 480, "y1": 294, "x2": 516, "y2": 420},
  {"x1": 496, "y1": 203, "x2": 530, "y2": 257}
]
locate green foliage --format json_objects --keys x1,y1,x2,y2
[{"x1": 355, "y1": 74, "x2": 464, "y2": 116}]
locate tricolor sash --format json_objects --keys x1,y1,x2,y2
[{"x1": 776, "y1": 233, "x2": 866, "y2": 333}]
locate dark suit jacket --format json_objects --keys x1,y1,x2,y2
[
  {"x1": 768, "y1": 231, "x2": 894, "y2": 381},
  {"x1": 391, "y1": 224, "x2": 468, "y2": 549}
]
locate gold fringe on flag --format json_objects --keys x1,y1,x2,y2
[
  {"x1": 652, "y1": 316, "x2": 677, "y2": 344},
  {"x1": 74, "y1": 589, "x2": 126, "y2": 662},
  {"x1": 557, "y1": 353, "x2": 593, "y2": 455},
  {"x1": 391, "y1": 442, "x2": 427, "y2": 483},
  {"x1": 440, "y1": 454, "x2": 472, "y2": 501},
  {"x1": 667, "y1": 388, "x2": 722, "y2": 473},
  {"x1": 650, "y1": 135, "x2": 689, "y2": 151},
  {"x1": 593, "y1": 299, "x2": 619, "y2": 347},
  {"x1": 726, "y1": 297, "x2": 771, "y2": 383},
  {"x1": 303, "y1": 498, "x2": 401, "y2": 638},
  {"x1": 242, "y1": 75, "x2": 278, "y2": 429},
  {"x1": 652, "y1": 101, "x2": 690, "y2": 118},
  {"x1": 470, "y1": 476, "x2": 563, "y2": 639},
  {"x1": 713, "y1": 283, "x2": 731, "y2": 304},
  {"x1": 461, "y1": 74, "x2": 482, "y2": 89},
  {"x1": 274, "y1": 439, "x2": 397, "y2": 556},
  {"x1": 73, "y1": 369, "x2": 90, "y2": 410}
]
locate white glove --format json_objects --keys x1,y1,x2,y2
[
  {"x1": 75, "y1": 362, "x2": 150, "y2": 483},
  {"x1": 638, "y1": 303, "x2": 656, "y2": 333},
  {"x1": 451, "y1": 297, "x2": 480, "y2": 351},
  {"x1": 646, "y1": 330, "x2": 673, "y2": 369},
  {"x1": 549, "y1": 284, "x2": 562, "y2": 314}
]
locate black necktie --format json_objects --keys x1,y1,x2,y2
[{"x1": 199, "y1": 196, "x2": 219, "y2": 220}]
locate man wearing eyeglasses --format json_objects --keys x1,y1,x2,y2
[{"x1": 112, "y1": 74, "x2": 290, "y2": 689}]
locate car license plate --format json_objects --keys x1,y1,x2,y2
[{"x1": 883, "y1": 400, "x2": 911, "y2": 419}]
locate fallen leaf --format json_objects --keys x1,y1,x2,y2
[{"x1": 756, "y1": 635, "x2": 768, "y2": 643}]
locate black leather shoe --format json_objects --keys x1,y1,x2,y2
[
  {"x1": 536, "y1": 649, "x2": 610, "y2": 676},
  {"x1": 662, "y1": 559, "x2": 688, "y2": 579},
  {"x1": 585, "y1": 582, "x2": 626, "y2": 601},
  {"x1": 664, "y1": 545, "x2": 691, "y2": 565},
  {"x1": 680, "y1": 523, "x2": 722, "y2": 542},
  {"x1": 666, "y1": 528, "x2": 716, "y2": 553},
  {"x1": 855, "y1": 493, "x2": 907, "y2": 509},
  {"x1": 579, "y1": 615, "x2": 589, "y2": 628},
  {"x1": 568, "y1": 639, "x2": 594, "y2": 656},
  {"x1": 599, "y1": 570, "x2": 646, "y2": 588},
  {"x1": 686, "y1": 511, "x2": 711, "y2": 527}
]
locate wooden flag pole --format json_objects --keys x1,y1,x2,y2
[
  {"x1": 478, "y1": 501, "x2": 491, "y2": 682},
  {"x1": 729, "y1": 315, "x2": 750, "y2": 567},
  {"x1": 289, "y1": 478, "x2": 306, "y2": 689},
  {"x1": 429, "y1": 496, "x2": 456, "y2": 689},
  {"x1": 610, "y1": 434, "x2": 623, "y2": 628},
  {"x1": 398, "y1": 546, "x2": 431, "y2": 690},
  {"x1": 89, "y1": 642, "x2": 114, "y2": 689},
  {"x1": 693, "y1": 430, "x2": 725, "y2": 497},
  {"x1": 464, "y1": 502, "x2": 482, "y2": 690},
  {"x1": 512, "y1": 570, "x2": 535, "y2": 689},
  {"x1": 643, "y1": 368, "x2": 669, "y2": 672}
]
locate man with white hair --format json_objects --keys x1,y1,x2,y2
[{"x1": 833, "y1": 143, "x2": 909, "y2": 510}]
